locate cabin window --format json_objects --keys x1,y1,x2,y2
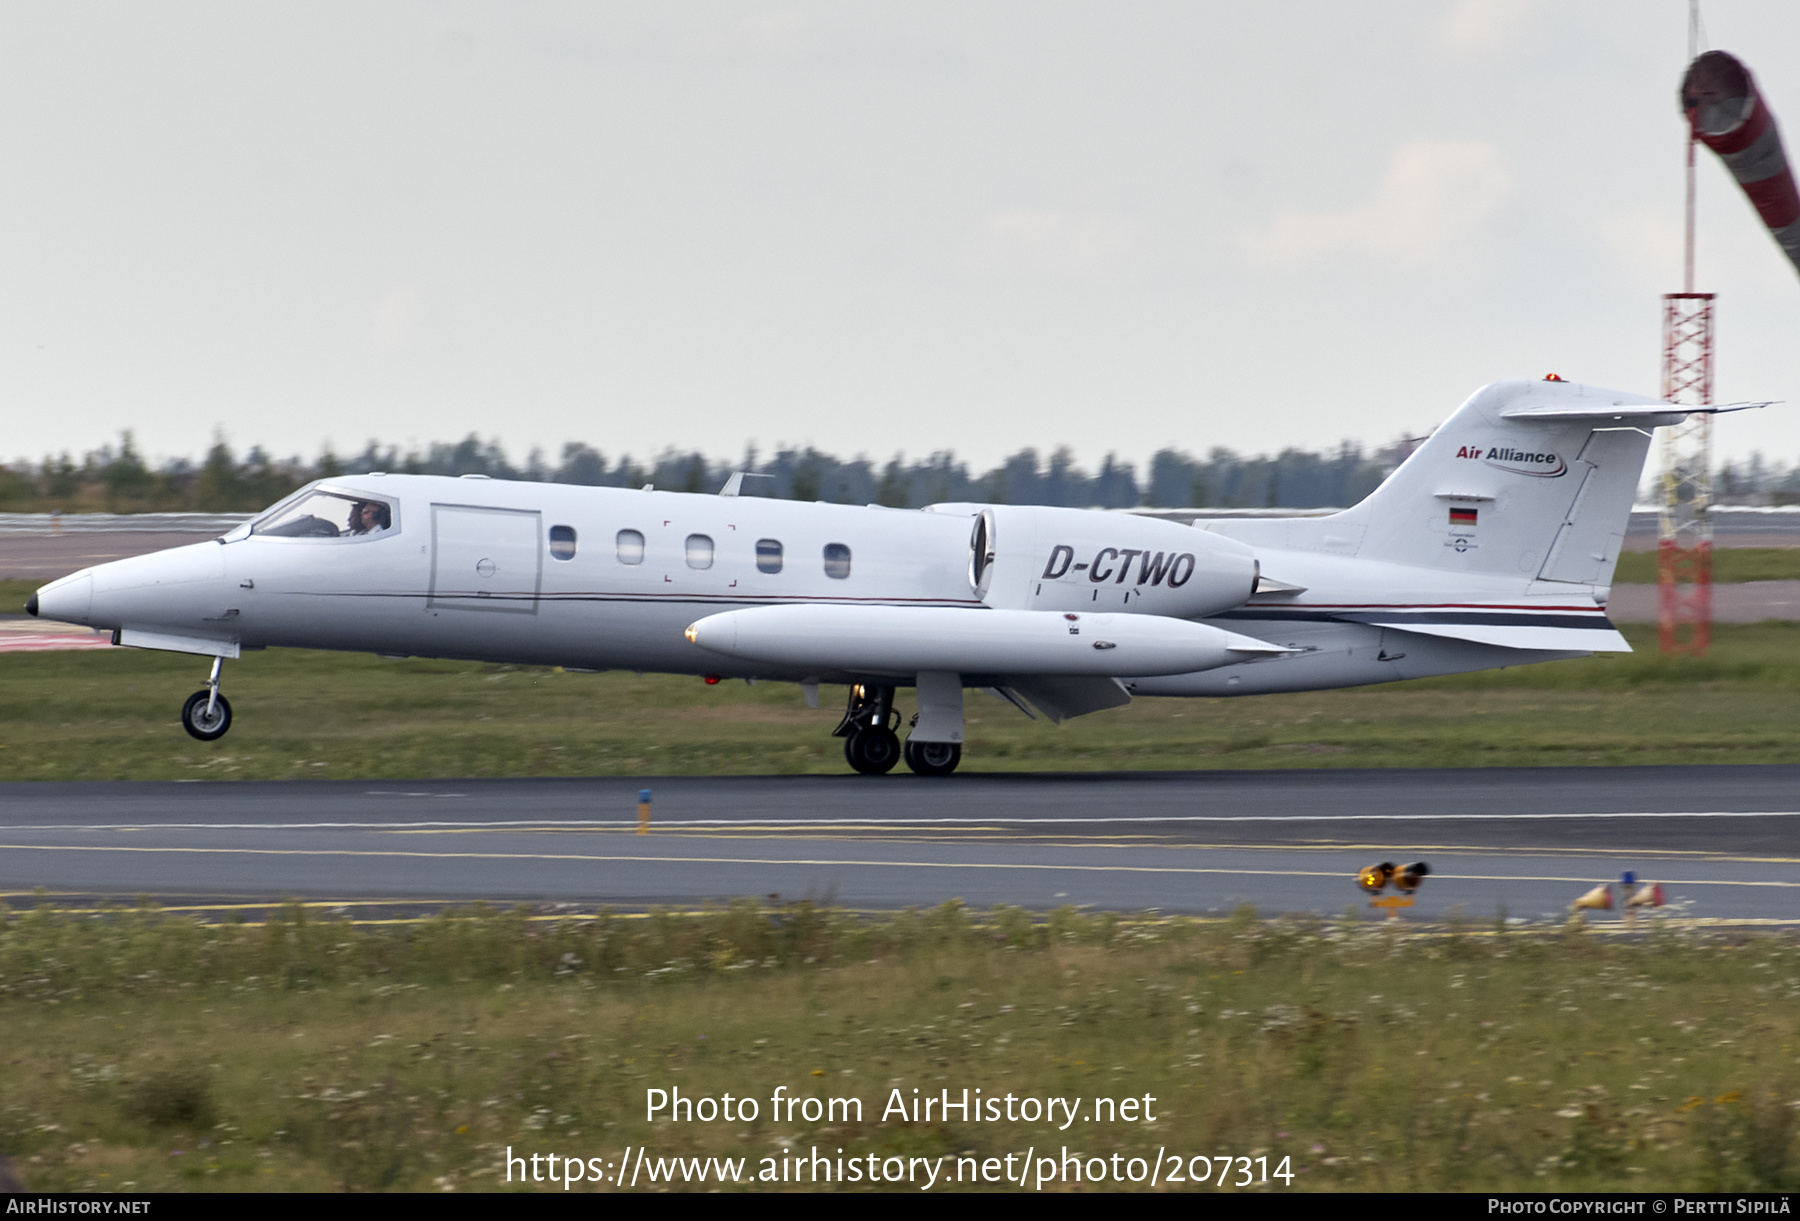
[
  {"x1": 252, "y1": 489, "x2": 396, "y2": 539},
  {"x1": 823, "y1": 542, "x2": 852, "y2": 579},
  {"x1": 756, "y1": 538, "x2": 783, "y2": 574},
  {"x1": 548, "y1": 525, "x2": 577, "y2": 560},
  {"x1": 616, "y1": 529, "x2": 645, "y2": 565},
  {"x1": 686, "y1": 533, "x2": 714, "y2": 570}
]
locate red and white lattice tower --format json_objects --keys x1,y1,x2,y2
[
  {"x1": 1658, "y1": 8, "x2": 1719, "y2": 658},
  {"x1": 1659, "y1": 20, "x2": 1800, "y2": 653},
  {"x1": 1656, "y1": 292, "x2": 1714, "y2": 656}
]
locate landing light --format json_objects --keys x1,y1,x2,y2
[{"x1": 1357, "y1": 862, "x2": 1395, "y2": 892}]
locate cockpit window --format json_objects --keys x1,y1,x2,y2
[{"x1": 252, "y1": 490, "x2": 398, "y2": 539}]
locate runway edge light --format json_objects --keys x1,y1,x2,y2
[
  {"x1": 1356, "y1": 859, "x2": 1428, "y2": 919},
  {"x1": 1393, "y1": 862, "x2": 1431, "y2": 893},
  {"x1": 1572, "y1": 884, "x2": 1614, "y2": 912},
  {"x1": 1623, "y1": 876, "x2": 1666, "y2": 928}
]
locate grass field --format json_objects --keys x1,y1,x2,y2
[
  {"x1": 1611, "y1": 548, "x2": 1800, "y2": 584},
  {"x1": 3, "y1": 901, "x2": 1796, "y2": 1193},
  {"x1": 7, "y1": 579, "x2": 1800, "y2": 1195},
  {"x1": 4, "y1": 622, "x2": 1800, "y2": 780}
]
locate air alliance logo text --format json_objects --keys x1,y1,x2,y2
[
  {"x1": 1455, "y1": 444, "x2": 1567, "y2": 478},
  {"x1": 1041, "y1": 546, "x2": 1196, "y2": 587}
]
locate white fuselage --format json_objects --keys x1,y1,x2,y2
[
  {"x1": 38, "y1": 476, "x2": 1269, "y2": 682},
  {"x1": 33, "y1": 473, "x2": 1593, "y2": 698},
  {"x1": 34, "y1": 378, "x2": 1672, "y2": 715},
  {"x1": 52, "y1": 479, "x2": 980, "y2": 679}
]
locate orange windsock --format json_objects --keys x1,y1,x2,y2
[{"x1": 1681, "y1": 51, "x2": 1800, "y2": 277}]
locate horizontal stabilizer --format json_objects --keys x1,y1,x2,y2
[{"x1": 1501, "y1": 400, "x2": 1771, "y2": 422}]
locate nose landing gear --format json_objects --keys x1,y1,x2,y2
[
  {"x1": 180, "y1": 657, "x2": 233, "y2": 741},
  {"x1": 834, "y1": 684, "x2": 900, "y2": 775},
  {"x1": 845, "y1": 725, "x2": 901, "y2": 774}
]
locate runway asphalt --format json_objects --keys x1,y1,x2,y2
[{"x1": 2, "y1": 766, "x2": 1796, "y2": 924}]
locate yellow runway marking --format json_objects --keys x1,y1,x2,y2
[
  {"x1": 0, "y1": 842, "x2": 1792, "y2": 888},
  {"x1": 0, "y1": 841, "x2": 1359, "y2": 877},
  {"x1": 510, "y1": 831, "x2": 1800, "y2": 866},
  {"x1": 30, "y1": 824, "x2": 1798, "y2": 867},
  {"x1": 377, "y1": 826, "x2": 1800, "y2": 865}
]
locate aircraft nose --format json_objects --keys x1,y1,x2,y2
[
  {"x1": 32, "y1": 573, "x2": 94, "y2": 625},
  {"x1": 24, "y1": 593, "x2": 37, "y2": 616}
]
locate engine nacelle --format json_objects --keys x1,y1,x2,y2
[{"x1": 934, "y1": 503, "x2": 1258, "y2": 618}]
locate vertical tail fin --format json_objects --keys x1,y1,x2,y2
[{"x1": 1212, "y1": 380, "x2": 1688, "y2": 588}]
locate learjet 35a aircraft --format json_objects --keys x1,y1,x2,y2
[{"x1": 25, "y1": 377, "x2": 1761, "y2": 775}]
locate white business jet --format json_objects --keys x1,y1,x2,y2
[{"x1": 25, "y1": 377, "x2": 1758, "y2": 776}]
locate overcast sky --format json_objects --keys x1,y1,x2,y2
[{"x1": 3, "y1": 1, "x2": 1798, "y2": 474}]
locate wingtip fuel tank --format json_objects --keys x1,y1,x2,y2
[{"x1": 685, "y1": 604, "x2": 1292, "y2": 679}]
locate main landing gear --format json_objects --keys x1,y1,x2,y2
[
  {"x1": 902, "y1": 738, "x2": 961, "y2": 777},
  {"x1": 834, "y1": 682, "x2": 964, "y2": 776},
  {"x1": 180, "y1": 656, "x2": 233, "y2": 741}
]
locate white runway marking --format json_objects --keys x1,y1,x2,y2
[{"x1": 6, "y1": 810, "x2": 1799, "y2": 833}]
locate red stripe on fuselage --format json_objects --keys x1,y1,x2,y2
[{"x1": 1242, "y1": 601, "x2": 1605, "y2": 612}]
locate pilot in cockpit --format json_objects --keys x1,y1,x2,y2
[{"x1": 349, "y1": 500, "x2": 391, "y2": 535}]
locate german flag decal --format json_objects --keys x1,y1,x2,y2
[{"x1": 1449, "y1": 507, "x2": 1478, "y2": 526}]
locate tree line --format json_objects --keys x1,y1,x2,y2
[
  {"x1": 0, "y1": 431, "x2": 1421, "y2": 515},
  {"x1": 1714, "y1": 453, "x2": 1800, "y2": 505}
]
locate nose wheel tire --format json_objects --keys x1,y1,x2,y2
[
  {"x1": 844, "y1": 727, "x2": 901, "y2": 775},
  {"x1": 181, "y1": 690, "x2": 233, "y2": 741},
  {"x1": 903, "y1": 739, "x2": 962, "y2": 777}
]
